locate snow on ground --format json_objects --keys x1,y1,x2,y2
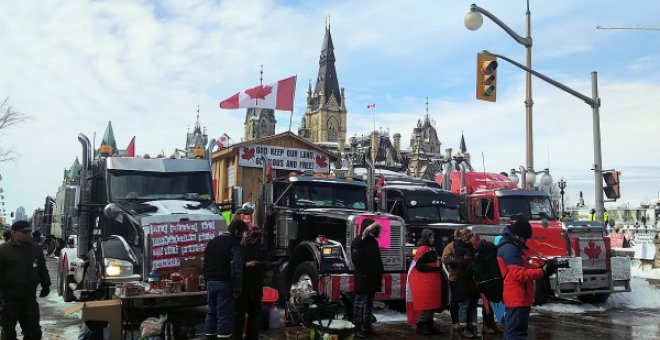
[
  {"x1": 534, "y1": 277, "x2": 660, "y2": 314},
  {"x1": 631, "y1": 259, "x2": 660, "y2": 280}
]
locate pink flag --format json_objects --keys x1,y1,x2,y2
[
  {"x1": 216, "y1": 133, "x2": 231, "y2": 149},
  {"x1": 367, "y1": 103, "x2": 376, "y2": 109},
  {"x1": 126, "y1": 136, "x2": 135, "y2": 157},
  {"x1": 219, "y1": 76, "x2": 297, "y2": 110}
]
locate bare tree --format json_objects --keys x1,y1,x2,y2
[{"x1": 0, "y1": 98, "x2": 31, "y2": 162}]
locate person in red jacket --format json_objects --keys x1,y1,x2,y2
[
  {"x1": 406, "y1": 229, "x2": 442, "y2": 335},
  {"x1": 497, "y1": 220, "x2": 557, "y2": 340}
]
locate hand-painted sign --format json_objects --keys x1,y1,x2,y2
[
  {"x1": 238, "y1": 144, "x2": 329, "y2": 173},
  {"x1": 150, "y1": 220, "x2": 218, "y2": 271}
]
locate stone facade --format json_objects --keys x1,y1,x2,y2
[{"x1": 244, "y1": 108, "x2": 276, "y2": 141}]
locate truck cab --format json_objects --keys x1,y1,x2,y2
[
  {"x1": 62, "y1": 134, "x2": 224, "y2": 305},
  {"x1": 438, "y1": 168, "x2": 630, "y2": 304},
  {"x1": 255, "y1": 175, "x2": 407, "y2": 302}
]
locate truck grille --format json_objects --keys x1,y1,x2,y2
[{"x1": 381, "y1": 223, "x2": 404, "y2": 271}]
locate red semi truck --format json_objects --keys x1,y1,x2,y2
[{"x1": 437, "y1": 166, "x2": 631, "y2": 304}]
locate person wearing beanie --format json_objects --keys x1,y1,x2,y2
[
  {"x1": 496, "y1": 220, "x2": 548, "y2": 340},
  {"x1": 204, "y1": 220, "x2": 246, "y2": 339},
  {"x1": 406, "y1": 229, "x2": 442, "y2": 335},
  {"x1": 351, "y1": 219, "x2": 384, "y2": 338},
  {"x1": 0, "y1": 220, "x2": 51, "y2": 340}
]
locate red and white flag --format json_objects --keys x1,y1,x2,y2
[
  {"x1": 126, "y1": 136, "x2": 135, "y2": 157},
  {"x1": 367, "y1": 103, "x2": 376, "y2": 109},
  {"x1": 216, "y1": 133, "x2": 231, "y2": 149},
  {"x1": 219, "y1": 76, "x2": 297, "y2": 110}
]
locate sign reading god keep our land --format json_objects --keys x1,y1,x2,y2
[
  {"x1": 150, "y1": 220, "x2": 218, "y2": 271},
  {"x1": 238, "y1": 144, "x2": 330, "y2": 173}
]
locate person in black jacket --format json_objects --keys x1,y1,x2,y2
[
  {"x1": 451, "y1": 228, "x2": 480, "y2": 338},
  {"x1": 233, "y1": 227, "x2": 267, "y2": 340},
  {"x1": 0, "y1": 220, "x2": 50, "y2": 340},
  {"x1": 351, "y1": 219, "x2": 384, "y2": 338},
  {"x1": 204, "y1": 219, "x2": 246, "y2": 340}
]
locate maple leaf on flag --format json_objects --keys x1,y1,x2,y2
[
  {"x1": 315, "y1": 155, "x2": 328, "y2": 168},
  {"x1": 241, "y1": 148, "x2": 256, "y2": 161},
  {"x1": 583, "y1": 241, "x2": 602, "y2": 263},
  {"x1": 245, "y1": 85, "x2": 273, "y2": 100}
]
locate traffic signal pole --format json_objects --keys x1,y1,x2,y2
[{"x1": 482, "y1": 51, "x2": 606, "y2": 223}]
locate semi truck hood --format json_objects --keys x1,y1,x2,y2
[{"x1": 117, "y1": 200, "x2": 220, "y2": 223}]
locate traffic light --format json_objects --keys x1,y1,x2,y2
[
  {"x1": 476, "y1": 53, "x2": 498, "y2": 102},
  {"x1": 603, "y1": 170, "x2": 621, "y2": 200}
]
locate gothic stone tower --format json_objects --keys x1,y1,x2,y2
[
  {"x1": 299, "y1": 23, "x2": 347, "y2": 146},
  {"x1": 244, "y1": 108, "x2": 276, "y2": 141}
]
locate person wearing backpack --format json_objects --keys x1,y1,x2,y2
[{"x1": 471, "y1": 235, "x2": 504, "y2": 334}]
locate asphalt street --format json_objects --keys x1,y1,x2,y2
[{"x1": 6, "y1": 256, "x2": 659, "y2": 339}]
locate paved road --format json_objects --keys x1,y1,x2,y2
[{"x1": 16, "y1": 257, "x2": 660, "y2": 339}]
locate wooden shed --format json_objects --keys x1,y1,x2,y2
[{"x1": 211, "y1": 131, "x2": 339, "y2": 205}]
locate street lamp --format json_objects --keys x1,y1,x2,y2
[
  {"x1": 558, "y1": 178, "x2": 567, "y2": 216},
  {"x1": 466, "y1": 2, "x2": 536, "y2": 186},
  {"x1": 509, "y1": 167, "x2": 552, "y2": 190}
]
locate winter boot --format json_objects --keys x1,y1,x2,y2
[
  {"x1": 416, "y1": 321, "x2": 432, "y2": 335},
  {"x1": 460, "y1": 325, "x2": 477, "y2": 339},
  {"x1": 363, "y1": 323, "x2": 380, "y2": 336},
  {"x1": 482, "y1": 321, "x2": 496, "y2": 334},
  {"x1": 426, "y1": 319, "x2": 441, "y2": 334}
]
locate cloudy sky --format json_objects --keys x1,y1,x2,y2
[{"x1": 1, "y1": 0, "x2": 659, "y2": 218}]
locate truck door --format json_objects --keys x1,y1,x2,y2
[{"x1": 471, "y1": 196, "x2": 495, "y2": 224}]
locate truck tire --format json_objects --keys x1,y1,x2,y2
[
  {"x1": 57, "y1": 267, "x2": 64, "y2": 296},
  {"x1": 534, "y1": 277, "x2": 550, "y2": 305},
  {"x1": 61, "y1": 271, "x2": 75, "y2": 302},
  {"x1": 291, "y1": 261, "x2": 319, "y2": 293},
  {"x1": 578, "y1": 293, "x2": 610, "y2": 304}
]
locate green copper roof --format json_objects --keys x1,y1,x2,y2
[
  {"x1": 66, "y1": 158, "x2": 81, "y2": 181},
  {"x1": 100, "y1": 121, "x2": 117, "y2": 155}
]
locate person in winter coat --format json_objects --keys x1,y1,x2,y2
[
  {"x1": 441, "y1": 232, "x2": 460, "y2": 330},
  {"x1": 351, "y1": 219, "x2": 384, "y2": 338},
  {"x1": 204, "y1": 219, "x2": 247, "y2": 339},
  {"x1": 233, "y1": 227, "x2": 267, "y2": 340},
  {"x1": 444, "y1": 228, "x2": 479, "y2": 338},
  {"x1": 497, "y1": 220, "x2": 557, "y2": 340},
  {"x1": 406, "y1": 229, "x2": 442, "y2": 335},
  {"x1": 0, "y1": 221, "x2": 51, "y2": 340},
  {"x1": 471, "y1": 235, "x2": 504, "y2": 334}
]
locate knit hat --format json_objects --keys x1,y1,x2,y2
[
  {"x1": 418, "y1": 228, "x2": 434, "y2": 246},
  {"x1": 11, "y1": 220, "x2": 30, "y2": 231},
  {"x1": 228, "y1": 220, "x2": 248, "y2": 238},
  {"x1": 509, "y1": 220, "x2": 533, "y2": 238},
  {"x1": 454, "y1": 227, "x2": 473, "y2": 242}
]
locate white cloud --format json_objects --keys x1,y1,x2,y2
[{"x1": 0, "y1": 0, "x2": 659, "y2": 216}]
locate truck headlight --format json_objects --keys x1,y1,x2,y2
[
  {"x1": 321, "y1": 247, "x2": 341, "y2": 257},
  {"x1": 104, "y1": 258, "x2": 134, "y2": 277}
]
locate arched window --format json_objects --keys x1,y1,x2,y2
[
  {"x1": 327, "y1": 117, "x2": 339, "y2": 142},
  {"x1": 260, "y1": 119, "x2": 267, "y2": 137}
]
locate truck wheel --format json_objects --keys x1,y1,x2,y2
[
  {"x1": 578, "y1": 293, "x2": 610, "y2": 304},
  {"x1": 62, "y1": 273, "x2": 75, "y2": 302},
  {"x1": 57, "y1": 268, "x2": 64, "y2": 296},
  {"x1": 291, "y1": 261, "x2": 319, "y2": 293},
  {"x1": 534, "y1": 278, "x2": 550, "y2": 305}
]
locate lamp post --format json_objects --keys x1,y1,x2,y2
[
  {"x1": 509, "y1": 167, "x2": 553, "y2": 190},
  {"x1": 558, "y1": 178, "x2": 567, "y2": 216},
  {"x1": 465, "y1": 1, "x2": 535, "y2": 187}
]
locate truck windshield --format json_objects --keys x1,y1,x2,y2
[
  {"x1": 499, "y1": 196, "x2": 556, "y2": 220},
  {"x1": 290, "y1": 182, "x2": 367, "y2": 210},
  {"x1": 108, "y1": 170, "x2": 213, "y2": 202},
  {"x1": 407, "y1": 205, "x2": 461, "y2": 223}
]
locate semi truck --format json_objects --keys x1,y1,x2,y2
[
  {"x1": 253, "y1": 174, "x2": 407, "y2": 302},
  {"x1": 437, "y1": 163, "x2": 631, "y2": 304},
  {"x1": 57, "y1": 133, "x2": 224, "y2": 306}
]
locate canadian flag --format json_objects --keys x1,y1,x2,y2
[
  {"x1": 219, "y1": 76, "x2": 297, "y2": 110},
  {"x1": 367, "y1": 103, "x2": 376, "y2": 109},
  {"x1": 216, "y1": 133, "x2": 231, "y2": 149}
]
